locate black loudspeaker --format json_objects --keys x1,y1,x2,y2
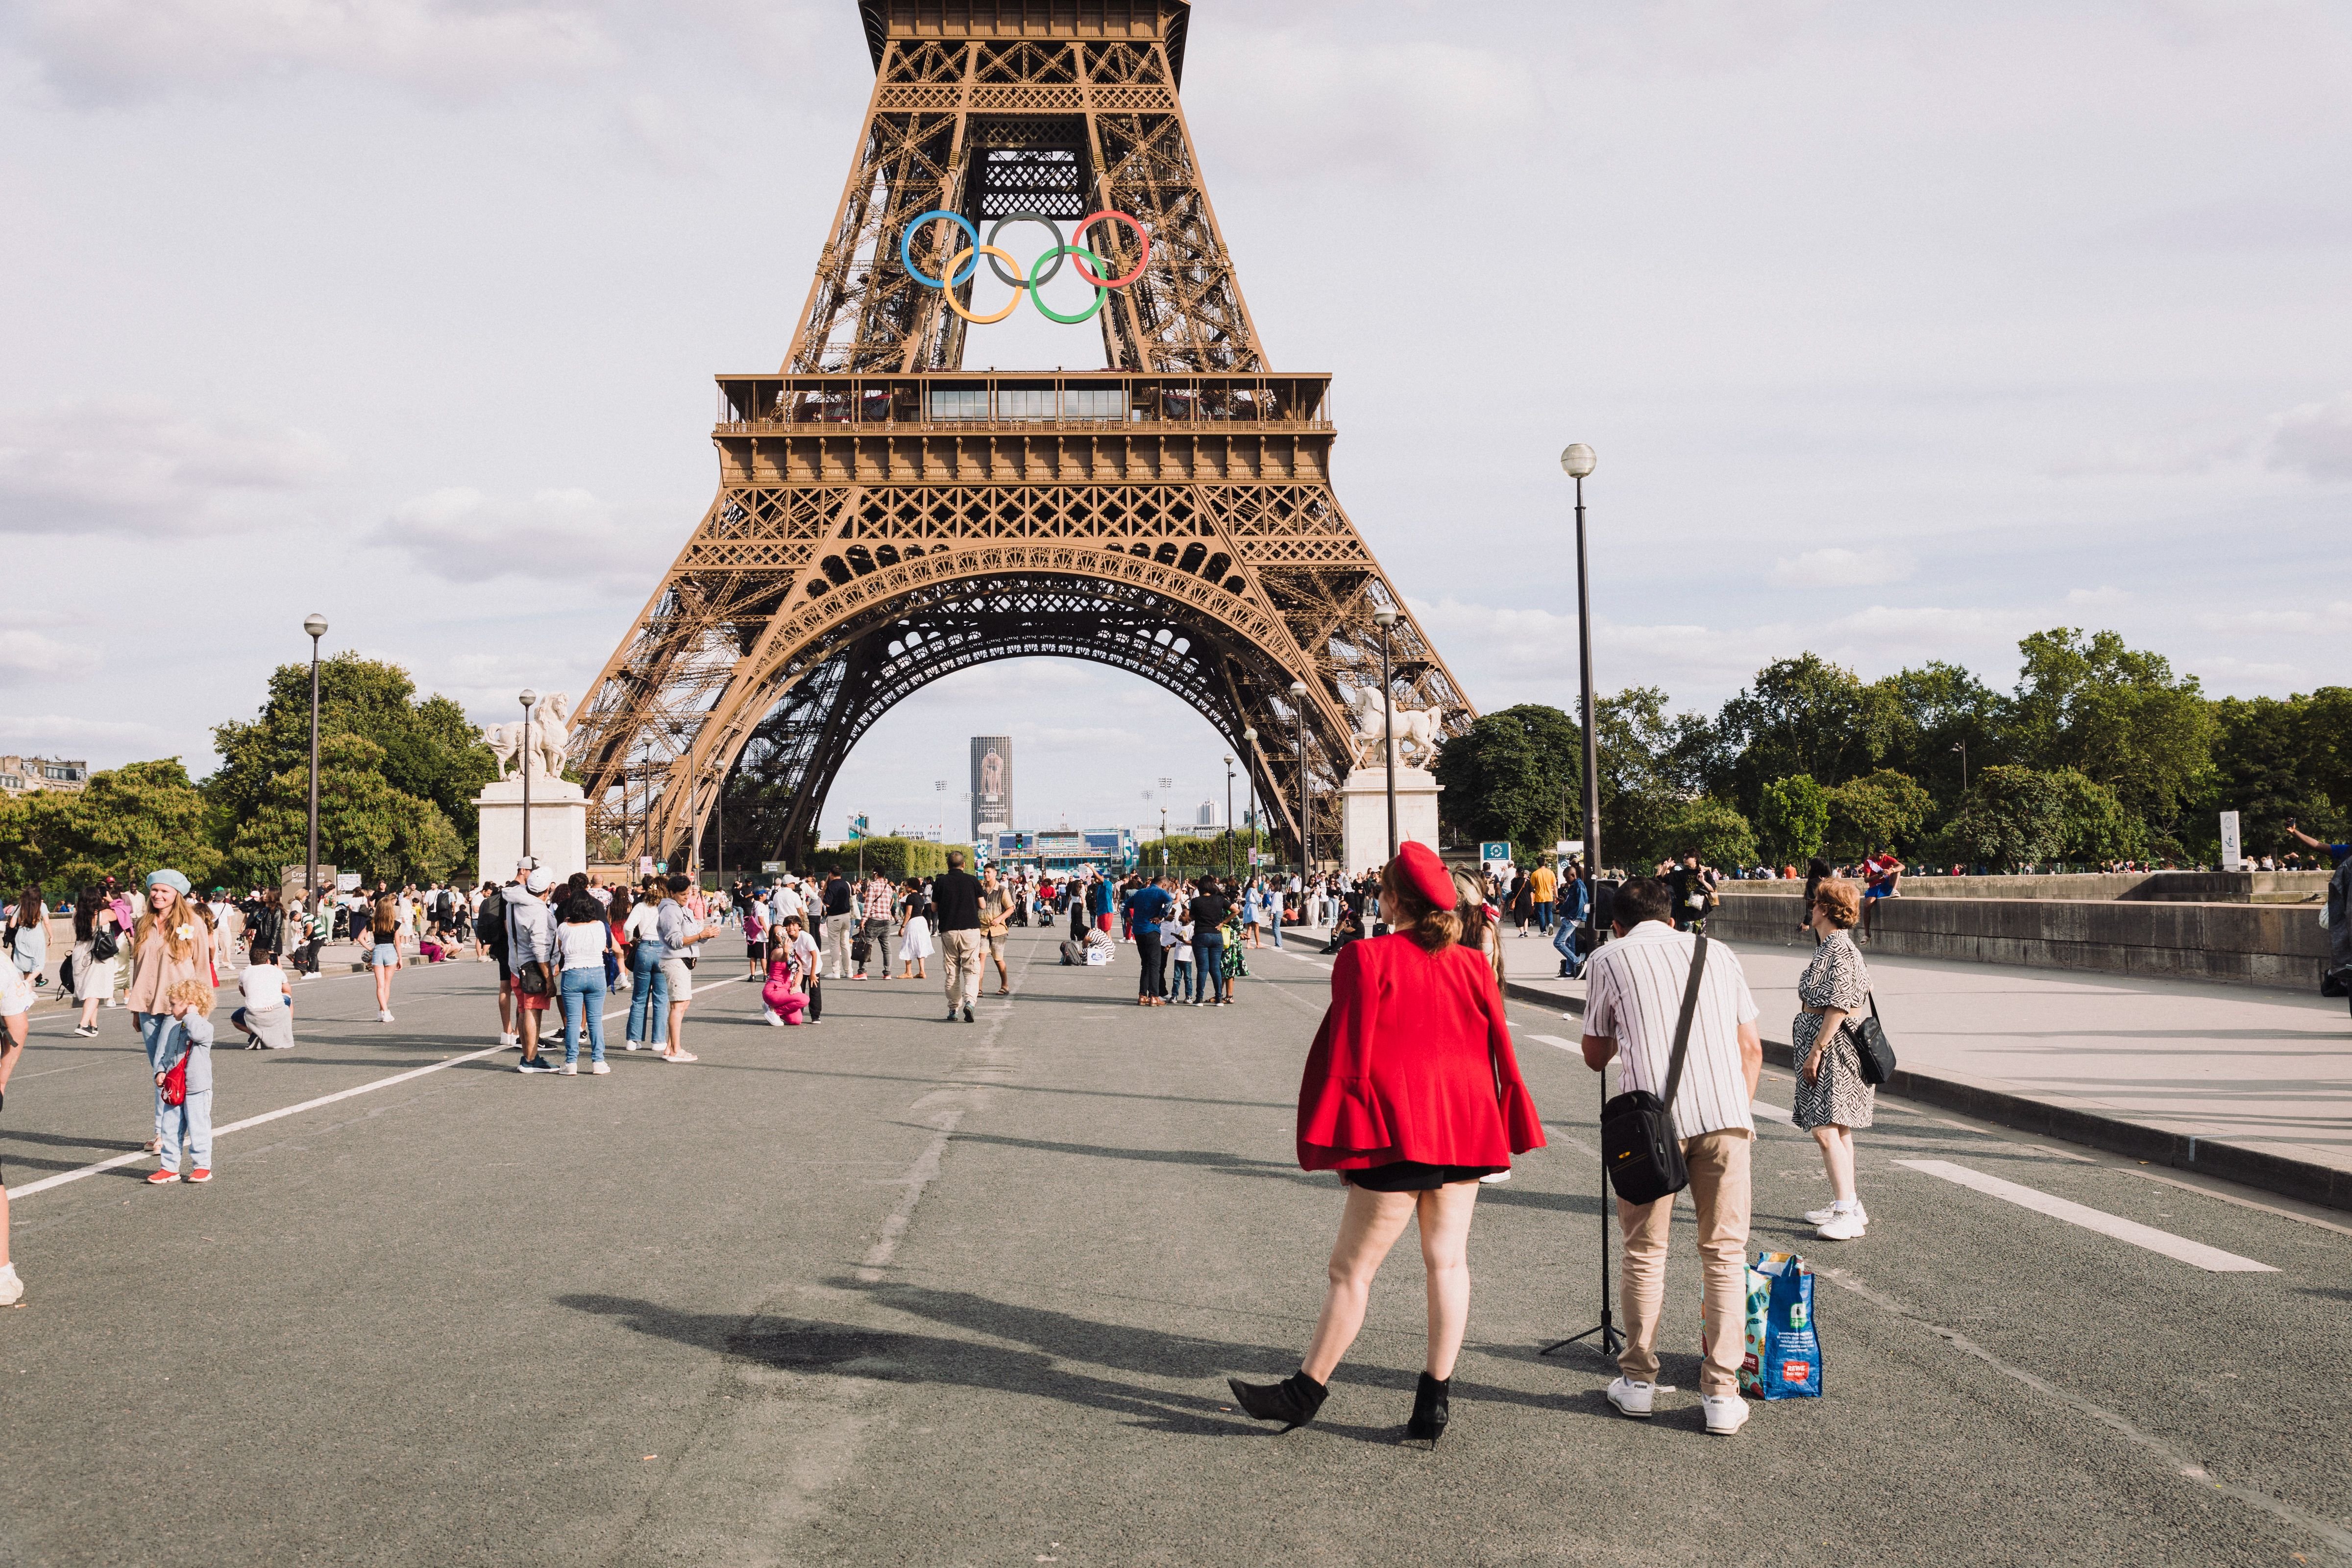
[{"x1": 1591, "y1": 878, "x2": 1620, "y2": 936}]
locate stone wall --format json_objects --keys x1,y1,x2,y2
[
  {"x1": 1717, "y1": 871, "x2": 2330, "y2": 904},
  {"x1": 1708, "y1": 890, "x2": 2333, "y2": 992}
]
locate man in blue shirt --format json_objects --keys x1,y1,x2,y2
[{"x1": 1125, "y1": 875, "x2": 1176, "y2": 1005}]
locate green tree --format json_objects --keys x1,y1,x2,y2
[
  {"x1": 2186, "y1": 689, "x2": 2351, "y2": 860},
  {"x1": 1711, "y1": 654, "x2": 1897, "y2": 817},
  {"x1": 1432, "y1": 703, "x2": 1581, "y2": 864},
  {"x1": 1756, "y1": 775, "x2": 1831, "y2": 866},
  {"x1": 2004, "y1": 629, "x2": 2216, "y2": 834},
  {"x1": 210, "y1": 653, "x2": 496, "y2": 838},
  {"x1": 2047, "y1": 767, "x2": 2140, "y2": 862},
  {"x1": 1658, "y1": 797, "x2": 1758, "y2": 870},
  {"x1": 0, "y1": 760, "x2": 224, "y2": 898},
  {"x1": 1940, "y1": 765, "x2": 2068, "y2": 871},
  {"x1": 1869, "y1": 661, "x2": 2008, "y2": 812},
  {"x1": 1132, "y1": 832, "x2": 1258, "y2": 874},
  {"x1": 1592, "y1": 687, "x2": 1713, "y2": 870},
  {"x1": 220, "y1": 734, "x2": 467, "y2": 887},
  {"x1": 805, "y1": 837, "x2": 976, "y2": 881},
  {"x1": 1823, "y1": 769, "x2": 1934, "y2": 860}
]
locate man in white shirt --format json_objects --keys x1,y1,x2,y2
[{"x1": 1580, "y1": 876, "x2": 1764, "y2": 1436}]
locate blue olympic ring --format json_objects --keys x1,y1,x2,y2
[{"x1": 900, "y1": 209, "x2": 982, "y2": 288}]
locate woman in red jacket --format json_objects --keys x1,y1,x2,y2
[{"x1": 1227, "y1": 842, "x2": 1544, "y2": 1445}]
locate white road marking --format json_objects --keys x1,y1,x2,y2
[
  {"x1": 1895, "y1": 1159, "x2": 2277, "y2": 1273},
  {"x1": 1823, "y1": 1266, "x2": 2352, "y2": 1557},
  {"x1": 1752, "y1": 1101, "x2": 1794, "y2": 1124},
  {"x1": 1528, "y1": 1033, "x2": 1578, "y2": 1052},
  {"x1": 8, "y1": 977, "x2": 745, "y2": 1201}
]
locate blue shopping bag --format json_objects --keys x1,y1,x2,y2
[{"x1": 1750, "y1": 1251, "x2": 1821, "y2": 1400}]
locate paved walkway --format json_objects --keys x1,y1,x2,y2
[
  {"x1": 1469, "y1": 923, "x2": 2352, "y2": 1198},
  {"x1": 6, "y1": 927, "x2": 2351, "y2": 1565}
]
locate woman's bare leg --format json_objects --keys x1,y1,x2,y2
[
  {"x1": 374, "y1": 965, "x2": 393, "y2": 1010},
  {"x1": 1813, "y1": 1123, "x2": 1856, "y2": 1202},
  {"x1": 1300, "y1": 1186, "x2": 1416, "y2": 1383},
  {"x1": 1416, "y1": 1182, "x2": 1481, "y2": 1379}
]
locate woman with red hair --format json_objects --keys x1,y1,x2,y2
[{"x1": 1227, "y1": 841, "x2": 1545, "y2": 1445}]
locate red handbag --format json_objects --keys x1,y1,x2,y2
[{"x1": 162, "y1": 1055, "x2": 188, "y2": 1107}]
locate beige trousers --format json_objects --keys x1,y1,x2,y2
[
  {"x1": 1617, "y1": 1127, "x2": 1754, "y2": 1398},
  {"x1": 940, "y1": 929, "x2": 986, "y2": 1012}
]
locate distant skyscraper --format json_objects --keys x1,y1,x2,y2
[
  {"x1": 971, "y1": 737, "x2": 1013, "y2": 843},
  {"x1": 1197, "y1": 798, "x2": 1218, "y2": 827}
]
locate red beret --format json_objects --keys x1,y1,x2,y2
[{"x1": 1391, "y1": 841, "x2": 1458, "y2": 910}]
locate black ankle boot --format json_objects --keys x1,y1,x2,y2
[
  {"x1": 1404, "y1": 1372, "x2": 1450, "y2": 1444},
  {"x1": 1226, "y1": 1369, "x2": 1327, "y2": 1431}
]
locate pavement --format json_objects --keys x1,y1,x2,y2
[
  {"x1": 1478, "y1": 922, "x2": 2352, "y2": 1210},
  {"x1": 4, "y1": 928, "x2": 2350, "y2": 1566}
]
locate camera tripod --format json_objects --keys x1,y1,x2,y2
[{"x1": 1541, "y1": 1066, "x2": 1623, "y2": 1358}]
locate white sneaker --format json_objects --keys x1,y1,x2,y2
[
  {"x1": 1805, "y1": 1200, "x2": 1867, "y2": 1227},
  {"x1": 378, "y1": 1009, "x2": 393, "y2": 1024},
  {"x1": 561, "y1": 1062, "x2": 578, "y2": 1076},
  {"x1": 660, "y1": 1051, "x2": 698, "y2": 1063},
  {"x1": 0, "y1": 1263, "x2": 22, "y2": 1306},
  {"x1": 498, "y1": 1032, "x2": 519, "y2": 1047},
  {"x1": 1702, "y1": 1394, "x2": 1750, "y2": 1435},
  {"x1": 1816, "y1": 1210, "x2": 1868, "y2": 1241},
  {"x1": 1605, "y1": 1377, "x2": 1654, "y2": 1419},
  {"x1": 588, "y1": 1061, "x2": 611, "y2": 1075}
]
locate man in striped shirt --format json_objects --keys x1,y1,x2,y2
[{"x1": 1581, "y1": 876, "x2": 1765, "y2": 1436}]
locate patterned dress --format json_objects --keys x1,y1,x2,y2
[{"x1": 1790, "y1": 931, "x2": 1874, "y2": 1130}]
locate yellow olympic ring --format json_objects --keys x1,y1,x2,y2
[{"x1": 942, "y1": 246, "x2": 1025, "y2": 325}]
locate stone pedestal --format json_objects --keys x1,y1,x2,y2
[
  {"x1": 1338, "y1": 766, "x2": 1442, "y2": 878},
  {"x1": 476, "y1": 776, "x2": 588, "y2": 889}
]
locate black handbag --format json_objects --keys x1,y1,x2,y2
[
  {"x1": 1600, "y1": 935, "x2": 1710, "y2": 1205},
  {"x1": 89, "y1": 923, "x2": 119, "y2": 962},
  {"x1": 1847, "y1": 992, "x2": 1897, "y2": 1086}
]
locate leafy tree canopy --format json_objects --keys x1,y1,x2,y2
[
  {"x1": 2005, "y1": 628, "x2": 2215, "y2": 826},
  {"x1": 0, "y1": 760, "x2": 224, "y2": 899},
  {"x1": 1824, "y1": 769, "x2": 1934, "y2": 860},
  {"x1": 220, "y1": 734, "x2": 467, "y2": 889},
  {"x1": 1432, "y1": 703, "x2": 1582, "y2": 866}
]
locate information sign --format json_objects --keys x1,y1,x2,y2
[
  {"x1": 1479, "y1": 841, "x2": 1513, "y2": 866},
  {"x1": 2219, "y1": 810, "x2": 2243, "y2": 872}
]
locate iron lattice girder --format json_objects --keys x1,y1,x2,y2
[{"x1": 571, "y1": 0, "x2": 1473, "y2": 869}]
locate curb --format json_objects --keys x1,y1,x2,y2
[{"x1": 1496, "y1": 976, "x2": 2352, "y2": 1216}]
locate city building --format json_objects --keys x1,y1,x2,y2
[
  {"x1": 0, "y1": 756, "x2": 89, "y2": 794},
  {"x1": 988, "y1": 828, "x2": 1136, "y2": 876},
  {"x1": 970, "y1": 736, "x2": 1013, "y2": 843},
  {"x1": 1195, "y1": 799, "x2": 1218, "y2": 827}
]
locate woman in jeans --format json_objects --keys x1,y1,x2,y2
[
  {"x1": 1791, "y1": 880, "x2": 1875, "y2": 1240},
  {"x1": 555, "y1": 894, "x2": 612, "y2": 1075},
  {"x1": 124, "y1": 870, "x2": 214, "y2": 1154},
  {"x1": 1227, "y1": 843, "x2": 1545, "y2": 1444},
  {"x1": 623, "y1": 880, "x2": 668, "y2": 1050},
  {"x1": 368, "y1": 895, "x2": 402, "y2": 1024}
]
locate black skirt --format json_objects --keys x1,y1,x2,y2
[{"x1": 1343, "y1": 1160, "x2": 1504, "y2": 1193}]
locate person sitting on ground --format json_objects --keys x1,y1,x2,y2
[
  {"x1": 229, "y1": 946, "x2": 295, "y2": 1050},
  {"x1": 762, "y1": 925, "x2": 808, "y2": 1026}
]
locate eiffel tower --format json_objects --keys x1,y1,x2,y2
[{"x1": 572, "y1": 0, "x2": 1473, "y2": 868}]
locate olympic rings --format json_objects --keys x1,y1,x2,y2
[
  {"x1": 898, "y1": 207, "x2": 1152, "y2": 324},
  {"x1": 1028, "y1": 245, "x2": 1110, "y2": 325},
  {"x1": 900, "y1": 209, "x2": 981, "y2": 288},
  {"x1": 942, "y1": 247, "x2": 1026, "y2": 324},
  {"x1": 986, "y1": 212, "x2": 1065, "y2": 289},
  {"x1": 1070, "y1": 210, "x2": 1150, "y2": 288}
]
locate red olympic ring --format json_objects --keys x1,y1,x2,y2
[{"x1": 1070, "y1": 210, "x2": 1150, "y2": 289}]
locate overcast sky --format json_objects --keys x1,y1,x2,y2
[{"x1": 3, "y1": 0, "x2": 2347, "y2": 841}]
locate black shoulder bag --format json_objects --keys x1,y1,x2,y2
[
  {"x1": 1600, "y1": 935, "x2": 1710, "y2": 1205},
  {"x1": 1846, "y1": 992, "x2": 1897, "y2": 1086}
]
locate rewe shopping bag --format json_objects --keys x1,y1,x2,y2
[{"x1": 1752, "y1": 1251, "x2": 1821, "y2": 1399}]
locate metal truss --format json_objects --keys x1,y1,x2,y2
[{"x1": 572, "y1": 1, "x2": 1473, "y2": 870}]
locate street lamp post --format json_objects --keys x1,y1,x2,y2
[
  {"x1": 1953, "y1": 739, "x2": 1970, "y2": 796},
  {"x1": 1372, "y1": 605, "x2": 1398, "y2": 860},
  {"x1": 1289, "y1": 678, "x2": 1310, "y2": 889},
  {"x1": 1242, "y1": 726, "x2": 1259, "y2": 878},
  {"x1": 1543, "y1": 439, "x2": 1620, "y2": 1363},
  {"x1": 303, "y1": 614, "x2": 327, "y2": 916},
  {"x1": 518, "y1": 689, "x2": 538, "y2": 863},
  {"x1": 1223, "y1": 754, "x2": 1236, "y2": 879}
]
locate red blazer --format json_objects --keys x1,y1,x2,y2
[{"x1": 1296, "y1": 933, "x2": 1546, "y2": 1171}]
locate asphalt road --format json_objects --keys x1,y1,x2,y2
[{"x1": 3, "y1": 929, "x2": 2348, "y2": 1567}]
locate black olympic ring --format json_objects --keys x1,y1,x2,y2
[{"x1": 985, "y1": 212, "x2": 1065, "y2": 290}]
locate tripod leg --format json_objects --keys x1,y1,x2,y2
[{"x1": 1542, "y1": 1067, "x2": 1625, "y2": 1356}]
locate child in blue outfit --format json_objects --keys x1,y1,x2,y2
[{"x1": 149, "y1": 979, "x2": 217, "y2": 1184}]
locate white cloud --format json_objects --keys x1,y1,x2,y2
[
  {"x1": 2269, "y1": 394, "x2": 2352, "y2": 479},
  {"x1": 1768, "y1": 547, "x2": 1914, "y2": 588},
  {"x1": 5, "y1": 0, "x2": 611, "y2": 104},
  {"x1": 372, "y1": 487, "x2": 675, "y2": 587},
  {"x1": 0, "y1": 400, "x2": 337, "y2": 537},
  {"x1": 0, "y1": 714, "x2": 174, "y2": 751},
  {"x1": 2064, "y1": 586, "x2": 2131, "y2": 608},
  {"x1": 0, "y1": 629, "x2": 98, "y2": 685}
]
